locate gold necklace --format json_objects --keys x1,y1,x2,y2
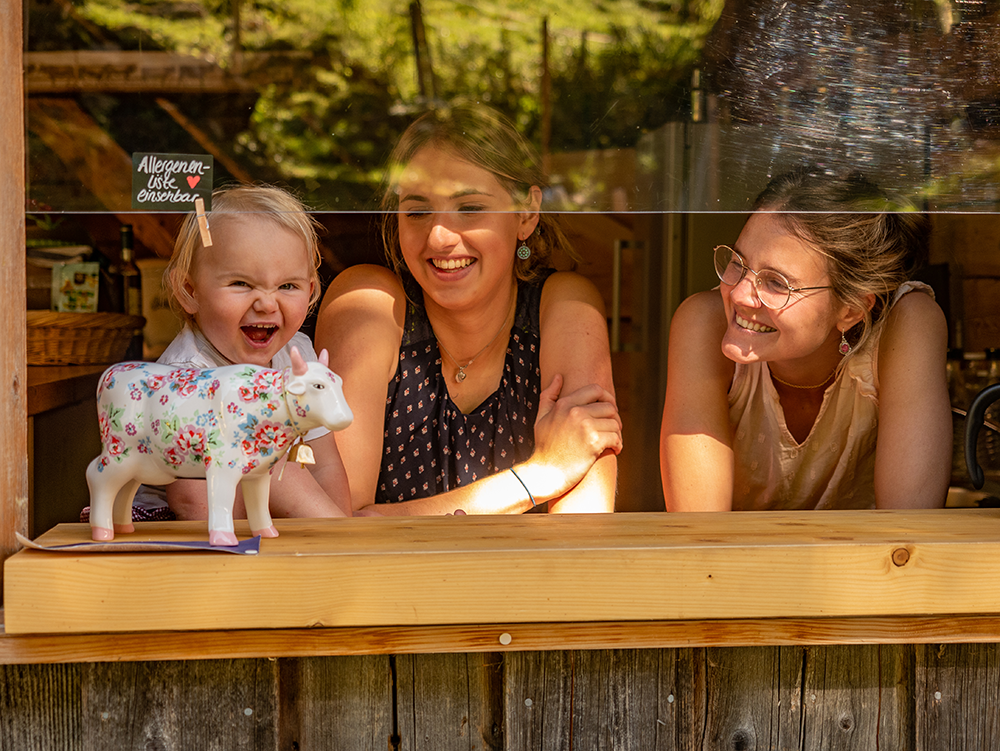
[
  {"x1": 436, "y1": 298, "x2": 515, "y2": 384},
  {"x1": 768, "y1": 366, "x2": 836, "y2": 390}
]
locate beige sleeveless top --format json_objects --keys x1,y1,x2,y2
[{"x1": 727, "y1": 282, "x2": 932, "y2": 511}]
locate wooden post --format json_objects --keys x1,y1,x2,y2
[
  {"x1": 0, "y1": 0, "x2": 28, "y2": 598},
  {"x1": 230, "y1": 0, "x2": 243, "y2": 76},
  {"x1": 155, "y1": 97, "x2": 255, "y2": 184},
  {"x1": 540, "y1": 17, "x2": 551, "y2": 174},
  {"x1": 409, "y1": 0, "x2": 436, "y2": 101}
]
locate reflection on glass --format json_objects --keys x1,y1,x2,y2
[
  {"x1": 694, "y1": 0, "x2": 1000, "y2": 211},
  {"x1": 25, "y1": 0, "x2": 721, "y2": 212},
  {"x1": 22, "y1": 0, "x2": 1000, "y2": 213}
]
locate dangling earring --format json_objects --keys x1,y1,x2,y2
[
  {"x1": 516, "y1": 240, "x2": 531, "y2": 260},
  {"x1": 839, "y1": 329, "x2": 852, "y2": 356}
]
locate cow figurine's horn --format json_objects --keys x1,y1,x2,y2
[{"x1": 290, "y1": 346, "x2": 308, "y2": 376}]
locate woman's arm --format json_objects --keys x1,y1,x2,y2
[
  {"x1": 874, "y1": 291, "x2": 951, "y2": 509},
  {"x1": 293, "y1": 431, "x2": 352, "y2": 516},
  {"x1": 659, "y1": 291, "x2": 737, "y2": 512},
  {"x1": 358, "y1": 374, "x2": 620, "y2": 516},
  {"x1": 316, "y1": 266, "x2": 621, "y2": 516},
  {"x1": 536, "y1": 271, "x2": 620, "y2": 513},
  {"x1": 314, "y1": 265, "x2": 405, "y2": 515}
]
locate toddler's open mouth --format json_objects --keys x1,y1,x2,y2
[{"x1": 242, "y1": 324, "x2": 277, "y2": 344}]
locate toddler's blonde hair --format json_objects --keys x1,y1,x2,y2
[{"x1": 166, "y1": 184, "x2": 323, "y2": 325}]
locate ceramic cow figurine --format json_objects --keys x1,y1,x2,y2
[{"x1": 86, "y1": 348, "x2": 353, "y2": 546}]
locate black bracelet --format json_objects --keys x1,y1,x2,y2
[{"x1": 509, "y1": 468, "x2": 535, "y2": 507}]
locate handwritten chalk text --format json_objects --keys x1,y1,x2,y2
[{"x1": 135, "y1": 156, "x2": 209, "y2": 176}]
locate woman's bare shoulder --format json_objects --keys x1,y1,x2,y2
[
  {"x1": 671, "y1": 290, "x2": 728, "y2": 337},
  {"x1": 878, "y1": 288, "x2": 947, "y2": 356},
  {"x1": 319, "y1": 265, "x2": 408, "y2": 333},
  {"x1": 884, "y1": 287, "x2": 945, "y2": 327},
  {"x1": 322, "y1": 264, "x2": 405, "y2": 307},
  {"x1": 665, "y1": 290, "x2": 734, "y2": 393},
  {"x1": 316, "y1": 265, "x2": 406, "y2": 377},
  {"x1": 539, "y1": 270, "x2": 605, "y2": 311}
]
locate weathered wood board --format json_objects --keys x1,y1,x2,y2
[
  {"x1": 3, "y1": 645, "x2": 1000, "y2": 750},
  {"x1": 291, "y1": 655, "x2": 393, "y2": 750},
  {"x1": 78, "y1": 659, "x2": 279, "y2": 751},
  {"x1": 8, "y1": 510, "x2": 1000, "y2": 634}
]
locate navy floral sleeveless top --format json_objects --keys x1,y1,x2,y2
[{"x1": 376, "y1": 271, "x2": 553, "y2": 504}]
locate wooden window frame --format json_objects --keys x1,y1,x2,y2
[{"x1": 4, "y1": 0, "x2": 1000, "y2": 666}]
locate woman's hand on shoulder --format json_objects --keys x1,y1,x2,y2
[
  {"x1": 660, "y1": 291, "x2": 736, "y2": 512},
  {"x1": 874, "y1": 290, "x2": 951, "y2": 509}
]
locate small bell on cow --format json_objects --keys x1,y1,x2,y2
[
  {"x1": 289, "y1": 439, "x2": 316, "y2": 467},
  {"x1": 278, "y1": 437, "x2": 316, "y2": 481}
]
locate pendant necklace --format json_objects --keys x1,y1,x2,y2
[{"x1": 436, "y1": 298, "x2": 515, "y2": 384}]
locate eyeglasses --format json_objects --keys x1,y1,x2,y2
[{"x1": 713, "y1": 245, "x2": 833, "y2": 310}]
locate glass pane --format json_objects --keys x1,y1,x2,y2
[{"x1": 27, "y1": 1, "x2": 1000, "y2": 215}]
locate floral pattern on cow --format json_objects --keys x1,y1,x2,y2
[{"x1": 86, "y1": 350, "x2": 353, "y2": 546}]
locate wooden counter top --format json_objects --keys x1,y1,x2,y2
[
  {"x1": 27, "y1": 365, "x2": 106, "y2": 416},
  {"x1": 5, "y1": 509, "x2": 1000, "y2": 637}
]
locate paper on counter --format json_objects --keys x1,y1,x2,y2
[{"x1": 15, "y1": 531, "x2": 260, "y2": 555}]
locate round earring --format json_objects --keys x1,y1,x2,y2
[
  {"x1": 839, "y1": 330, "x2": 852, "y2": 356},
  {"x1": 516, "y1": 241, "x2": 531, "y2": 260}
]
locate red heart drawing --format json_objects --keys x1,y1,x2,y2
[{"x1": 187, "y1": 175, "x2": 200, "y2": 189}]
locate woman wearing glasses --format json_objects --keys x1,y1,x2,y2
[{"x1": 660, "y1": 168, "x2": 952, "y2": 511}]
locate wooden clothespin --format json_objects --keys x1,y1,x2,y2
[{"x1": 195, "y1": 196, "x2": 213, "y2": 247}]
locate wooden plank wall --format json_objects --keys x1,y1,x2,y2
[
  {"x1": 2, "y1": 644, "x2": 998, "y2": 750},
  {"x1": 0, "y1": 0, "x2": 28, "y2": 599}
]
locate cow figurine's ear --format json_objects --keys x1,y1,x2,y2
[{"x1": 318, "y1": 348, "x2": 330, "y2": 368}]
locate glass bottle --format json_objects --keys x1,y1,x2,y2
[{"x1": 120, "y1": 225, "x2": 144, "y2": 360}]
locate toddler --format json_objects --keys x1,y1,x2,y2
[{"x1": 129, "y1": 184, "x2": 350, "y2": 522}]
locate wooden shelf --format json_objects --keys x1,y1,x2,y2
[
  {"x1": 27, "y1": 365, "x2": 106, "y2": 416},
  {"x1": 6, "y1": 510, "x2": 1000, "y2": 639},
  {"x1": 4, "y1": 612, "x2": 1000, "y2": 666}
]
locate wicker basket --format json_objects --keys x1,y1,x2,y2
[{"x1": 26, "y1": 311, "x2": 146, "y2": 366}]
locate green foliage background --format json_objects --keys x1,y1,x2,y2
[{"x1": 30, "y1": 0, "x2": 723, "y2": 207}]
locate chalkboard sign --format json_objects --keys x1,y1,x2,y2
[{"x1": 131, "y1": 153, "x2": 214, "y2": 211}]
